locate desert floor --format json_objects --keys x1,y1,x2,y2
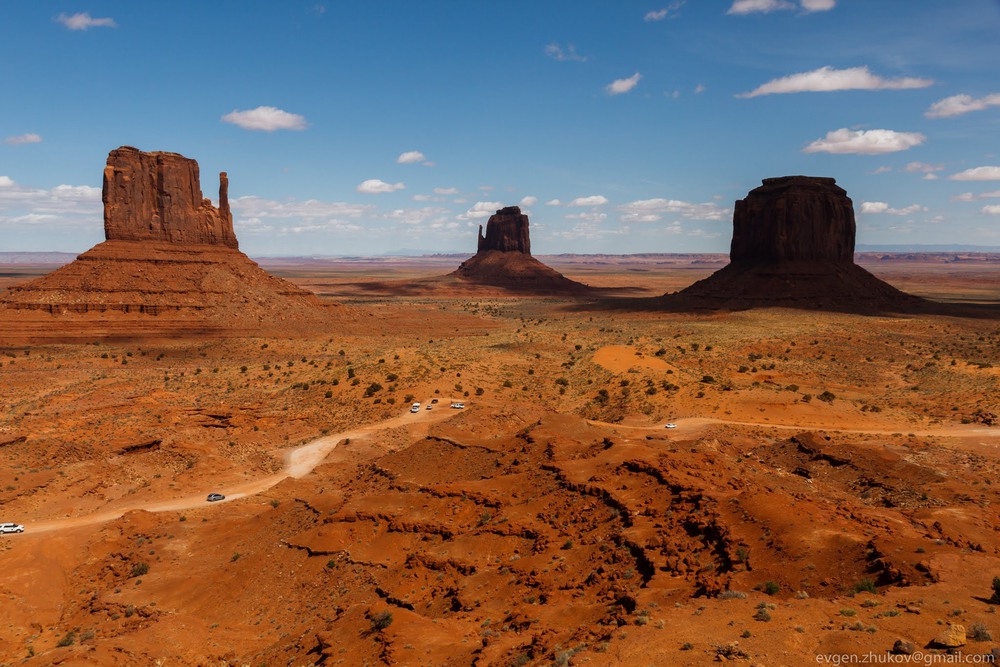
[{"x1": 0, "y1": 254, "x2": 998, "y2": 666}]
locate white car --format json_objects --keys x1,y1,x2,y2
[
  {"x1": 664, "y1": 423, "x2": 677, "y2": 429},
  {"x1": 0, "y1": 522, "x2": 25, "y2": 534},
  {"x1": 450, "y1": 402, "x2": 465, "y2": 409},
  {"x1": 410, "y1": 402, "x2": 421, "y2": 413}
]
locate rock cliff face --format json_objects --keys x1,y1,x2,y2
[
  {"x1": 730, "y1": 176, "x2": 854, "y2": 263},
  {"x1": 477, "y1": 206, "x2": 531, "y2": 254},
  {"x1": 453, "y1": 206, "x2": 590, "y2": 294},
  {"x1": 0, "y1": 147, "x2": 335, "y2": 340},
  {"x1": 103, "y1": 146, "x2": 238, "y2": 248},
  {"x1": 663, "y1": 176, "x2": 923, "y2": 313}
]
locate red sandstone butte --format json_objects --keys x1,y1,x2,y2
[{"x1": 103, "y1": 146, "x2": 238, "y2": 248}]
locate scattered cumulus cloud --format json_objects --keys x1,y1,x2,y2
[
  {"x1": 727, "y1": 0, "x2": 834, "y2": 14},
  {"x1": 983, "y1": 205, "x2": 1000, "y2": 215},
  {"x1": 644, "y1": 2, "x2": 685, "y2": 21},
  {"x1": 859, "y1": 201, "x2": 927, "y2": 216},
  {"x1": 948, "y1": 166, "x2": 1000, "y2": 181},
  {"x1": 545, "y1": 43, "x2": 587, "y2": 62},
  {"x1": 221, "y1": 106, "x2": 307, "y2": 131},
  {"x1": 545, "y1": 199, "x2": 562, "y2": 206},
  {"x1": 0, "y1": 176, "x2": 102, "y2": 229},
  {"x1": 56, "y1": 12, "x2": 116, "y2": 30},
  {"x1": 694, "y1": 84, "x2": 706, "y2": 94},
  {"x1": 803, "y1": 128, "x2": 925, "y2": 155},
  {"x1": 738, "y1": 66, "x2": 932, "y2": 98},
  {"x1": 952, "y1": 192, "x2": 976, "y2": 202},
  {"x1": 433, "y1": 187, "x2": 459, "y2": 196},
  {"x1": 4, "y1": 133, "x2": 42, "y2": 145},
  {"x1": 568, "y1": 195, "x2": 609, "y2": 207},
  {"x1": 356, "y1": 179, "x2": 405, "y2": 194},
  {"x1": 397, "y1": 150, "x2": 428, "y2": 165},
  {"x1": 520, "y1": 196, "x2": 538, "y2": 207},
  {"x1": 457, "y1": 201, "x2": 504, "y2": 220},
  {"x1": 903, "y1": 162, "x2": 943, "y2": 174},
  {"x1": 606, "y1": 73, "x2": 641, "y2": 95},
  {"x1": 617, "y1": 198, "x2": 729, "y2": 222},
  {"x1": 925, "y1": 93, "x2": 1000, "y2": 119}
]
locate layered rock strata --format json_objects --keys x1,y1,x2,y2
[
  {"x1": 0, "y1": 147, "x2": 335, "y2": 340},
  {"x1": 664, "y1": 176, "x2": 924, "y2": 312},
  {"x1": 452, "y1": 206, "x2": 590, "y2": 293}
]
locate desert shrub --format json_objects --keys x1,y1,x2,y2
[
  {"x1": 753, "y1": 606, "x2": 771, "y2": 622},
  {"x1": 762, "y1": 581, "x2": 780, "y2": 595},
  {"x1": 853, "y1": 578, "x2": 877, "y2": 594},
  {"x1": 991, "y1": 576, "x2": 1000, "y2": 604},
  {"x1": 785, "y1": 384, "x2": 799, "y2": 392},
  {"x1": 363, "y1": 382, "x2": 383, "y2": 397},
  {"x1": 970, "y1": 623, "x2": 992, "y2": 641},
  {"x1": 130, "y1": 562, "x2": 149, "y2": 578},
  {"x1": 56, "y1": 631, "x2": 76, "y2": 647},
  {"x1": 700, "y1": 375, "x2": 715, "y2": 383},
  {"x1": 718, "y1": 590, "x2": 747, "y2": 600},
  {"x1": 370, "y1": 610, "x2": 393, "y2": 631},
  {"x1": 818, "y1": 390, "x2": 836, "y2": 402}
]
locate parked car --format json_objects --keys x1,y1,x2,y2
[
  {"x1": 410, "y1": 402, "x2": 421, "y2": 413},
  {"x1": 430, "y1": 398, "x2": 439, "y2": 404},
  {"x1": 450, "y1": 402, "x2": 465, "y2": 409},
  {"x1": 0, "y1": 522, "x2": 24, "y2": 534},
  {"x1": 664, "y1": 423, "x2": 677, "y2": 429},
  {"x1": 426, "y1": 404, "x2": 432, "y2": 410},
  {"x1": 206, "y1": 493, "x2": 225, "y2": 502}
]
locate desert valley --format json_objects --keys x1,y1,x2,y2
[{"x1": 0, "y1": 146, "x2": 997, "y2": 667}]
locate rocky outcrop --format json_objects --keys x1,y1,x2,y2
[
  {"x1": 477, "y1": 206, "x2": 531, "y2": 254},
  {"x1": 452, "y1": 206, "x2": 590, "y2": 294},
  {"x1": 103, "y1": 146, "x2": 238, "y2": 248},
  {"x1": 661, "y1": 176, "x2": 925, "y2": 313},
  {"x1": 0, "y1": 147, "x2": 335, "y2": 340},
  {"x1": 731, "y1": 176, "x2": 854, "y2": 263}
]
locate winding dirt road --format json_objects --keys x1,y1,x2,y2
[
  {"x1": 13, "y1": 407, "x2": 996, "y2": 536},
  {"x1": 23, "y1": 403, "x2": 460, "y2": 535}
]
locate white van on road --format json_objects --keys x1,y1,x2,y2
[{"x1": 410, "y1": 402, "x2": 421, "y2": 413}]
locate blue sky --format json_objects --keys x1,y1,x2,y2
[{"x1": 2, "y1": 0, "x2": 999, "y2": 255}]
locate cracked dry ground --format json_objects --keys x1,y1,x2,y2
[{"x1": 17, "y1": 400, "x2": 994, "y2": 666}]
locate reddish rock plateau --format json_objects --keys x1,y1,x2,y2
[
  {"x1": 0, "y1": 147, "x2": 336, "y2": 340},
  {"x1": 665, "y1": 176, "x2": 924, "y2": 312},
  {"x1": 452, "y1": 206, "x2": 591, "y2": 293}
]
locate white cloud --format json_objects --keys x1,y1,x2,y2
[
  {"x1": 56, "y1": 12, "x2": 116, "y2": 30},
  {"x1": 4, "y1": 133, "x2": 42, "y2": 145},
  {"x1": 221, "y1": 106, "x2": 307, "y2": 131},
  {"x1": 568, "y1": 195, "x2": 609, "y2": 207},
  {"x1": 0, "y1": 177, "x2": 102, "y2": 230},
  {"x1": 397, "y1": 150, "x2": 427, "y2": 164},
  {"x1": 983, "y1": 205, "x2": 1000, "y2": 215},
  {"x1": 952, "y1": 192, "x2": 975, "y2": 202},
  {"x1": 727, "y1": 0, "x2": 834, "y2": 14},
  {"x1": 545, "y1": 43, "x2": 587, "y2": 62},
  {"x1": 903, "y1": 161, "x2": 943, "y2": 174},
  {"x1": 385, "y1": 206, "x2": 450, "y2": 226},
  {"x1": 433, "y1": 187, "x2": 459, "y2": 195},
  {"x1": 982, "y1": 191, "x2": 1000, "y2": 198},
  {"x1": 803, "y1": 128, "x2": 925, "y2": 155},
  {"x1": 859, "y1": 201, "x2": 927, "y2": 216},
  {"x1": 606, "y1": 73, "x2": 641, "y2": 95},
  {"x1": 949, "y1": 166, "x2": 1000, "y2": 181},
  {"x1": 738, "y1": 66, "x2": 932, "y2": 98},
  {"x1": 694, "y1": 83, "x2": 706, "y2": 94},
  {"x1": 356, "y1": 179, "x2": 405, "y2": 194},
  {"x1": 800, "y1": 0, "x2": 836, "y2": 10},
  {"x1": 925, "y1": 93, "x2": 1000, "y2": 119},
  {"x1": 545, "y1": 199, "x2": 562, "y2": 206},
  {"x1": 618, "y1": 198, "x2": 730, "y2": 222},
  {"x1": 457, "y1": 201, "x2": 503, "y2": 220},
  {"x1": 231, "y1": 196, "x2": 373, "y2": 221},
  {"x1": 520, "y1": 196, "x2": 538, "y2": 207},
  {"x1": 645, "y1": 2, "x2": 685, "y2": 21}
]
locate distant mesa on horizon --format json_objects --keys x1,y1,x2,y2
[
  {"x1": 662, "y1": 175, "x2": 926, "y2": 313},
  {"x1": 450, "y1": 206, "x2": 592, "y2": 294},
  {"x1": 0, "y1": 146, "x2": 336, "y2": 341}
]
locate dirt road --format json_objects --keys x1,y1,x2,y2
[{"x1": 22, "y1": 402, "x2": 460, "y2": 534}]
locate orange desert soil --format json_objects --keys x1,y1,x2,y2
[{"x1": 0, "y1": 255, "x2": 997, "y2": 666}]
